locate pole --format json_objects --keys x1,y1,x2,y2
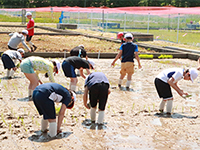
[
  {"x1": 84, "y1": 0, "x2": 86, "y2": 7},
  {"x1": 124, "y1": 12, "x2": 126, "y2": 32},
  {"x1": 147, "y1": 13, "x2": 150, "y2": 33},
  {"x1": 78, "y1": 11, "x2": 80, "y2": 28},
  {"x1": 91, "y1": 11, "x2": 93, "y2": 29},
  {"x1": 106, "y1": 12, "x2": 108, "y2": 32},
  {"x1": 177, "y1": 13, "x2": 180, "y2": 43},
  {"x1": 102, "y1": 10, "x2": 104, "y2": 32},
  {"x1": 168, "y1": 14, "x2": 170, "y2": 30}
]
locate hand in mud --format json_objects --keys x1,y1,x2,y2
[
  {"x1": 13, "y1": 67, "x2": 17, "y2": 71},
  {"x1": 138, "y1": 64, "x2": 142, "y2": 69},
  {"x1": 57, "y1": 129, "x2": 62, "y2": 134},
  {"x1": 111, "y1": 62, "x2": 115, "y2": 67}
]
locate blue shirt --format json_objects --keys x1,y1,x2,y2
[
  {"x1": 119, "y1": 42, "x2": 138, "y2": 63},
  {"x1": 84, "y1": 72, "x2": 110, "y2": 89},
  {"x1": 34, "y1": 83, "x2": 71, "y2": 107}
]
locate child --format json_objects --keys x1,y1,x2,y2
[
  {"x1": 83, "y1": 72, "x2": 110, "y2": 125},
  {"x1": 20, "y1": 56, "x2": 60, "y2": 100},
  {"x1": 8, "y1": 30, "x2": 31, "y2": 52},
  {"x1": 25, "y1": 12, "x2": 37, "y2": 52},
  {"x1": 117, "y1": 32, "x2": 125, "y2": 45},
  {"x1": 111, "y1": 33, "x2": 142, "y2": 90},
  {"x1": 33, "y1": 83, "x2": 76, "y2": 137},
  {"x1": 155, "y1": 68, "x2": 198, "y2": 115},
  {"x1": 1, "y1": 49, "x2": 25, "y2": 79},
  {"x1": 62, "y1": 56, "x2": 94, "y2": 92},
  {"x1": 70, "y1": 44, "x2": 88, "y2": 60}
]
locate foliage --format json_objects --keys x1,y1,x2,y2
[
  {"x1": 158, "y1": 54, "x2": 173, "y2": 59},
  {"x1": 139, "y1": 54, "x2": 153, "y2": 59},
  {"x1": 0, "y1": 0, "x2": 200, "y2": 8}
]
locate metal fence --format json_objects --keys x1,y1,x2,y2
[{"x1": 62, "y1": 11, "x2": 200, "y2": 47}]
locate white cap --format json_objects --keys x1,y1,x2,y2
[
  {"x1": 124, "y1": 33, "x2": 133, "y2": 39},
  {"x1": 22, "y1": 30, "x2": 28, "y2": 35},
  {"x1": 25, "y1": 12, "x2": 32, "y2": 17},
  {"x1": 17, "y1": 48, "x2": 25, "y2": 54},
  {"x1": 189, "y1": 68, "x2": 198, "y2": 83},
  {"x1": 87, "y1": 59, "x2": 95, "y2": 69},
  {"x1": 71, "y1": 91, "x2": 76, "y2": 102},
  {"x1": 78, "y1": 44, "x2": 84, "y2": 48}
]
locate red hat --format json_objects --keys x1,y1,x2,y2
[{"x1": 117, "y1": 32, "x2": 124, "y2": 39}]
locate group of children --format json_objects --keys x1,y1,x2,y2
[{"x1": 1, "y1": 17, "x2": 199, "y2": 137}]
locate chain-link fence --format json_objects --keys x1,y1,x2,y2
[{"x1": 62, "y1": 11, "x2": 200, "y2": 47}]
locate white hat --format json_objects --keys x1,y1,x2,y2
[
  {"x1": 54, "y1": 60, "x2": 61, "y2": 71},
  {"x1": 87, "y1": 59, "x2": 95, "y2": 69},
  {"x1": 22, "y1": 30, "x2": 28, "y2": 35},
  {"x1": 17, "y1": 48, "x2": 25, "y2": 54},
  {"x1": 189, "y1": 68, "x2": 198, "y2": 83},
  {"x1": 71, "y1": 91, "x2": 76, "y2": 102},
  {"x1": 25, "y1": 12, "x2": 32, "y2": 17},
  {"x1": 124, "y1": 33, "x2": 133, "y2": 39},
  {"x1": 78, "y1": 44, "x2": 84, "y2": 48}
]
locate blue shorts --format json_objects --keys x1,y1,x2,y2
[
  {"x1": 33, "y1": 90, "x2": 56, "y2": 119},
  {"x1": 62, "y1": 60, "x2": 76, "y2": 78},
  {"x1": 20, "y1": 58, "x2": 35, "y2": 74},
  {"x1": 1, "y1": 54, "x2": 15, "y2": 69}
]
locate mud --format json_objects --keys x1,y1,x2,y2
[{"x1": 0, "y1": 58, "x2": 200, "y2": 150}]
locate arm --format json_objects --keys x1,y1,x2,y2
[
  {"x1": 167, "y1": 77, "x2": 188, "y2": 97},
  {"x1": 197, "y1": 57, "x2": 200, "y2": 71},
  {"x1": 26, "y1": 26, "x2": 34, "y2": 30},
  {"x1": 57, "y1": 103, "x2": 67, "y2": 133},
  {"x1": 83, "y1": 86, "x2": 89, "y2": 109},
  {"x1": 48, "y1": 68, "x2": 55, "y2": 82},
  {"x1": 135, "y1": 52, "x2": 142, "y2": 69},
  {"x1": 8, "y1": 33, "x2": 14, "y2": 37},
  {"x1": 35, "y1": 71, "x2": 43, "y2": 84},
  {"x1": 21, "y1": 40, "x2": 31, "y2": 52},
  {"x1": 111, "y1": 50, "x2": 122, "y2": 67},
  {"x1": 79, "y1": 68, "x2": 86, "y2": 79}
]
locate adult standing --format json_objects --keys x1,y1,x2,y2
[
  {"x1": 7, "y1": 30, "x2": 31, "y2": 52},
  {"x1": 25, "y1": 12, "x2": 37, "y2": 52},
  {"x1": 20, "y1": 56, "x2": 60, "y2": 99},
  {"x1": 83, "y1": 72, "x2": 110, "y2": 125},
  {"x1": 1, "y1": 49, "x2": 25, "y2": 79},
  {"x1": 33, "y1": 83, "x2": 76, "y2": 137},
  {"x1": 62, "y1": 56, "x2": 94, "y2": 91}
]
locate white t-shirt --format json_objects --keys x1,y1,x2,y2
[
  {"x1": 156, "y1": 68, "x2": 184, "y2": 83},
  {"x1": 4, "y1": 50, "x2": 22, "y2": 61}
]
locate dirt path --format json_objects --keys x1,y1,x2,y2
[{"x1": 0, "y1": 58, "x2": 200, "y2": 149}]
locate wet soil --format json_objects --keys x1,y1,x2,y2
[{"x1": 0, "y1": 58, "x2": 200, "y2": 150}]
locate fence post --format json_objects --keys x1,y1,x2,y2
[
  {"x1": 102, "y1": 10, "x2": 104, "y2": 32},
  {"x1": 124, "y1": 12, "x2": 126, "y2": 32},
  {"x1": 78, "y1": 11, "x2": 80, "y2": 28},
  {"x1": 106, "y1": 12, "x2": 108, "y2": 32},
  {"x1": 177, "y1": 13, "x2": 180, "y2": 43},
  {"x1": 21, "y1": 9, "x2": 26, "y2": 25},
  {"x1": 147, "y1": 13, "x2": 150, "y2": 33},
  {"x1": 91, "y1": 10, "x2": 93, "y2": 29}
]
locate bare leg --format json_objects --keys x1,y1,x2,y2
[{"x1": 24, "y1": 73, "x2": 39, "y2": 90}]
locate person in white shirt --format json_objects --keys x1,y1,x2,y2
[
  {"x1": 1, "y1": 49, "x2": 25, "y2": 79},
  {"x1": 154, "y1": 68, "x2": 198, "y2": 115}
]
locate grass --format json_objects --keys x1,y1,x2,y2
[
  {"x1": 139, "y1": 54, "x2": 153, "y2": 59},
  {"x1": 158, "y1": 54, "x2": 173, "y2": 59}
]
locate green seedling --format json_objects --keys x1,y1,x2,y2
[
  {"x1": 139, "y1": 54, "x2": 153, "y2": 59},
  {"x1": 9, "y1": 123, "x2": 11, "y2": 131},
  {"x1": 107, "y1": 104, "x2": 111, "y2": 110},
  {"x1": 64, "y1": 118, "x2": 66, "y2": 124},
  {"x1": 75, "y1": 118, "x2": 78, "y2": 123},
  {"x1": 132, "y1": 103, "x2": 135, "y2": 110},
  {"x1": 127, "y1": 109, "x2": 129, "y2": 114},
  {"x1": 55, "y1": 106, "x2": 61, "y2": 115},
  {"x1": 190, "y1": 107, "x2": 192, "y2": 113},
  {"x1": 182, "y1": 106, "x2": 184, "y2": 113},
  {"x1": 143, "y1": 105, "x2": 146, "y2": 110},
  {"x1": 158, "y1": 54, "x2": 173, "y2": 59},
  {"x1": 148, "y1": 107, "x2": 151, "y2": 114},
  {"x1": 1, "y1": 113, "x2": 7, "y2": 126},
  {"x1": 175, "y1": 105, "x2": 178, "y2": 110},
  {"x1": 28, "y1": 111, "x2": 30, "y2": 116}
]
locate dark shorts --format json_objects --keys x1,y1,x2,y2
[
  {"x1": 26, "y1": 35, "x2": 33, "y2": 42},
  {"x1": 62, "y1": 60, "x2": 76, "y2": 78},
  {"x1": 154, "y1": 78, "x2": 173, "y2": 100},
  {"x1": 33, "y1": 90, "x2": 56, "y2": 119},
  {"x1": 89, "y1": 83, "x2": 109, "y2": 110},
  {"x1": 1, "y1": 54, "x2": 15, "y2": 69},
  {"x1": 8, "y1": 45, "x2": 17, "y2": 50}
]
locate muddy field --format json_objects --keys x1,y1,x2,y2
[{"x1": 0, "y1": 58, "x2": 200, "y2": 150}]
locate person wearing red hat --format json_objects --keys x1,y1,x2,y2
[
  {"x1": 117, "y1": 32, "x2": 125, "y2": 45},
  {"x1": 32, "y1": 83, "x2": 76, "y2": 137}
]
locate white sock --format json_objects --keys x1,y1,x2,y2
[
  {"x1": 28, "y1": 89, "x2": 33, "y2": 97},
  {"x1": 166, "y1": 100, "x2": 173, "y2": 113},
  {"x1": 159, "y1": 100, "x2": 166, "y2": 111},
  {"x1": 29, "y1": 41, "x2": 34, "y2": 47},
  {"x1": 10, "y1": 69, "x2": 15, "y2": 77},
  {"x1": 90, "y1": 108, "x2": 96, "y2": 122},
  {"x1": 70, "y1": 85, "x2": 76, "y2": 91},
  {"x1": 41, "y1": 118, "x2": 48, "y2": 131},
  {"x1": 7, "y1": 70, "x2": 11, "y2": 77},
  {"x1": 97, "y1": 111, "x2": 105, "y2": 124},
  {"x1": 49, "y1": 122, "x2": 57, "y2": 137},
  {"x1": 118, "y1": 79, "x2": 122, "y2": 85},
  {"x1": 126, "y1": 80, "x2": 131, "y2": 87}
]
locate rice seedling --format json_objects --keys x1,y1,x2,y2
[
  {"x1": 64, "y1": 118, "x2": 66, "y2": 124},
  {"x1": 1, "y1": 113, "x2": 7, "y2": 126},
  {"x1": 132, "y1": 103, "x2": 135, "y2": 110},
  {"x1": 148, "y1": 107, "x2": 151, "y2": 114},
  {"x1": 107, "y1": 104, "x2": 111, "y2": 110},
  {"x1": 143, "y1": 105, "x2": 146, "y2": 110},
  {"x1": 190, "y1": 107, "x2": 192, "y2": 113}
]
